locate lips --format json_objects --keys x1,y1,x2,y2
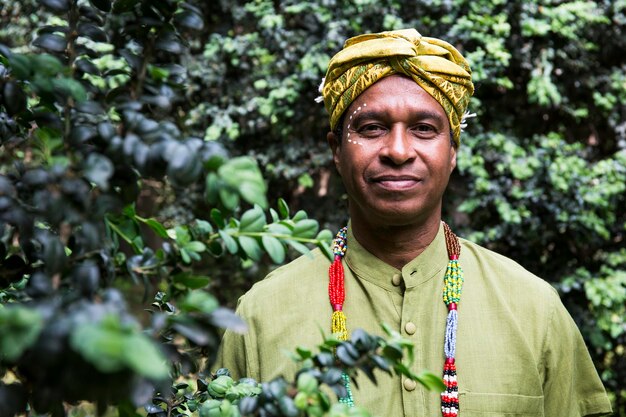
[{"x1": 368, "y1": 174, "x2": 422, "y2": 191}]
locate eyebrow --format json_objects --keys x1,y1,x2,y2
[{"x1": 347, "y1": 109, "x2": 446, "y2": 127}]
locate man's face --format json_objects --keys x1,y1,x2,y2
[{"x1": 328, "y1": 75, "x2": 456, "y2": 228}]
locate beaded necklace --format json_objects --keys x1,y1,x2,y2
[{"x1": 328, "y1": 222, "x2": 464, "y2": 416}]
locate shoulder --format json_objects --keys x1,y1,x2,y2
[{"x1": 458, "y1": 237, "x2": 560, "y2": 307}]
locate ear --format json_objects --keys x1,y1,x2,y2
[
  {"x1": 449, "y1": 145, "x2": 457, "y2": 174},
  {"x1": 327, "y1": 131, "x2": 341, "y2": 171}
]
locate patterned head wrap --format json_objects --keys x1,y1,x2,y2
[{"x1": 320, "y1": 29, "x2": 474, "y2": 146}]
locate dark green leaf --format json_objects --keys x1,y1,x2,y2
[
  {"x1": 84, "y1": 153, "x2": 114, "y2": 190},
  {"x1": 2, "y1": 81, "x2": 27, "y2": 116},
  {"x1": 382, "y1": 344, "x2": 403, "y2": 361},
  {"x1": 78, "y1": 22, "x2": 108, "y2": 42},
  {"x1": 155, "y1": 38, "x2": 184, "y2": 54},
  {"x1": 33, "y1": 54, "x2": 63, "y2": 76},
  {"x1": 174, "y1": 10, "x2": 204, "y2": 31},
  {"x1": 210, "y1": 208, "x2": 225, "y2": 229},
  {"x1": 75, "y1": 58, "x2": 100, "y2": 75},
  {"x1": 8, "y1": 54, "x2": 31, "y2": 79},
  {"x1": 277, "y1": 396, "x2": 299, "y2": 417},
  {"x1": 40, "y1": 0, "x2": 70, "y2": 13},
  {"x1": 75, "y1": 100, "x2": 104, "y2": 114},
  {"x1": 32, "y1": 34, "x2": 67, "y2": 52},
  {"x1": 173, "y1": 272, "x2": 210, "y2": 289},
  {"x1": 52, "y1": 78, "x2": 87, "y2": 101}
]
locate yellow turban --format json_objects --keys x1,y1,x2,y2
[{"x1": 320, "y1": 29, "x2": 474, "y2": 146}]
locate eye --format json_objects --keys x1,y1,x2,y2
[
  {"x1": 411, "y1": 123, "x2": 438, "y2": 138},
  {"x1": 356, "y1": 123, "x2": 386, "y2": 138}
]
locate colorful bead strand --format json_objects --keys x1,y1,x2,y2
[
  {"x1": 328, "y1": 227, "x2": 354, "y2": 406},
  {"x1": 441, "y1": 223, "x2": 463, "y2": 417}
]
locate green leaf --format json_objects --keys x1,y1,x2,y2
[
  {"x1": 123, "y1": 333, "x2": 170, "y2": 379},
  {"x1": 277, "y1": 198, "x2": 290, "y2": 219},
  {"x1": 172, "y1": 272, "x2": 211, "y2": 289},
  {"x1": 52, "y1": 77, "x2": 88, "y2": 102},
  {"x1": 179, "y1": 290, "x2": 219, "y2": 314},
  {"x1": 218, "y1": 157, "x2": 268, "y2": 209},
  {"x1": 416, "y1": 371, "x2": 446, "y2": 392},
  {"x1": 175, "y1": 226, "x2": 191, "y2": 245},
  {"x1": 205, "y1": 173, "x2": 220, "y2": 205},
  {"x1": 218, "y1": 230, "x2": 238, "y2": 254},
  {"x1": 239, "y1": 181, "x2": 268, "y2": 209},
  {"x1": 238, "y1": 235, "x2": 263, "y2": 261},
  {"x1": 70, "y1": 315, "x2": 169, "y2": 380},
  {"x1": 8, "y1": 54, "x2": 32, "y2": 79},
  {"x1": 195, "y1": 219, "x2": 214, "y2": 235},
  {"x1": 239, "y1": 206, "x2": 266, "y2": 232},
  {"x1": 268, "y1": 223, "x2": 293, "y2": 235},
  {"x1": 218, "y1": 187, "x2": 239, "y2": 211},
  {"x1": 287, "y1": 239, "x2": 311, "y2": 256},
  {"x1": 185, "y1": 241, "x2": 207, "y2": 253},
  {"x1": 143, "y1": 218, "x2": 169, "y2": 239},
  {"x1": 180, "y1": 249, "x2": 191, "y2": 264},
  {"x1": 292, "y1": 210, "x2": 307, "y2": 222},
  {"x1": 293, "y1": 219, "x2": 319, "y2": 238},
  {"x1": 0, "y1": 307, "x2": 44, "y2": 362},
  {"x1": 210, "y1": 208, "x2": 225, "y2": 229},
  {"x1": 262, "y1": 235, "x2": 286, "y2": 264},
  {"x1": 33, "y1": 54, "x2": 63, "y2": 76},
  {"x1": 318, "y1": 241, "x2": 333, "y2": 261}
]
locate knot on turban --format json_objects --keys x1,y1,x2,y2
[{"x1": 321, "y1": 29, "x2": 474, "y2": 146}]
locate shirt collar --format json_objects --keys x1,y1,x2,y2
[{"x1": 344, "y1": 221, "x2": 448, "y2": 291}]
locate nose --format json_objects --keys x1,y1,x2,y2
[{"x1": 379, "y1": 125, "x2": 417, "y2": 165}]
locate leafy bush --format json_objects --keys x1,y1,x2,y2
[{"x1": 1, "y1": 0, "x2": 625, "y2": 415}]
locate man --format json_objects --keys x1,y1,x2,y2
[{"x1": 217, "y1": 29, "x2": 612, "y2": 416}]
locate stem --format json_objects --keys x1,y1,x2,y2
[
  {"x1": 207, "y1": 231, "x2": 325, "y2": 245},
  {"x1": 64, "y1": 0, "x2": 79, "y2": 141}
]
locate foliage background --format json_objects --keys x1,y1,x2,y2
[{"x1": 0, "y1": 0, "x2": 625, "y2": 415}]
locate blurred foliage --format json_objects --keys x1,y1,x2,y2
[{"x1": 1, "y1": 0, "x2": 625, "y2": 415}]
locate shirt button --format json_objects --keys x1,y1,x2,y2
[
  {"x1": 403, "y1": 378, "x2": 417, "y2": 391},
  {"x1": 391, "y1": 273, "x2": 402, "y2": 286},
  {"x1": 405, "y1": 322, "x2": 417, "y2": 335}
]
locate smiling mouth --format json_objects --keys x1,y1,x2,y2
[{"x1": 369, "y1": 176, "x2": 422, "y2": 191}]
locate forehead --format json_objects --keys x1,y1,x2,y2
[{"x1": 346, "y1": 75, "x2": 447, "y2": 119}]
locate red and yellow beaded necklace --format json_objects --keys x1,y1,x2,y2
[{"x1": 328, "y1": 222, "x2": 464, "y2": 416}]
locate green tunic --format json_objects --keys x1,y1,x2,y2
[{"x1": 217, "y1": 224, "x2": 612, "y2": 416}]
